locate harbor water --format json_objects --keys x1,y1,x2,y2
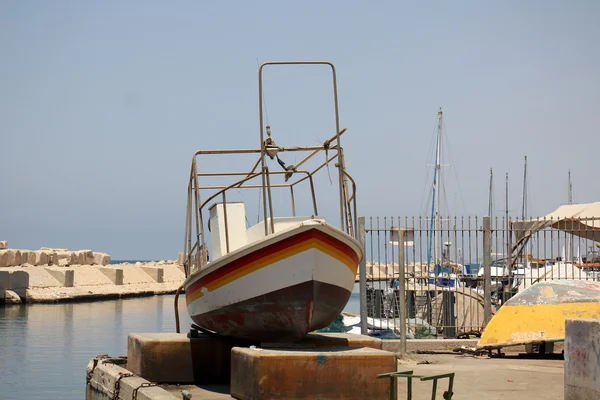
[{"x1": 0, "y1": 284, "x2": 360, "y2": 400}]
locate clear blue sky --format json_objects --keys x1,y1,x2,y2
[{"x1": 2, "y1": 1, "x2": 599, "y2": 260}]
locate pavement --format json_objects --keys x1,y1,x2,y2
[
  {"x1": 159, "y1": 352, "x2": 564, "y2": 399},
  {"x1": 395, "y1": 353, "x2": 564, "y2": 400}
]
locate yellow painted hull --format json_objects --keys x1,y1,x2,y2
[{"x1": 477, "y1": 280, "x2": 600, "y2": 350}]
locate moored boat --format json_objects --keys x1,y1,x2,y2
[{"x1": 182, "y1": 61, "x2": 363, "y2": 341}]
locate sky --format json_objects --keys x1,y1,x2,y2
[{"x1": 1, "y1": 1, "x2": 599, "y2": 260}]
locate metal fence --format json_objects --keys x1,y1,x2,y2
[{"x1": 357, "y1": 215, "x2": 600, "y2": 342}]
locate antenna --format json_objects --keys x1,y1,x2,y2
[{"x1": 522, "y1": 156, "x2": 527, "y2": 220}]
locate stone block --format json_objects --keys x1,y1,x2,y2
[
  {"x1": 80, "y1": 250, "x2": 94, "y2": 265},
  {"x1": 231, "y1": 346, "x2": 396, "y2": 400},
  {"x1": 3, "y1": 250, "x2": 22, "y2": 267},
  {"x1": 55, "y1": 251, "x2": 73, "y2": 266},
  {"x1": 0, "y1": 241, "x2": 7, "y2": 250},
  {"x1": 127, "y1": 332, "x2": 244, "y2": 384},
  {"x1": 140, "y1": 266, "x2": 164, "y2": 283},
  {"x1": 99, "y1": 267, "x2": 123, "y2": 285},
  {"x1": 565, "y1": 318, "x2": 600, "y2": 399},
  {"x1": 93, "y1": 252, "x2": 111, "y2": 266},
  {"x1": 0, "y1": 250, "x2": 8, "y2": 267},
  {"x1": 41, "y1": 247, "x2": 68, "y2": 252},
  {"x1": 45, "y1": 267, "x2": 75, "y2": 287},
  {"x1": 32, "y1": 250, "x2": 49, "y2": 266},
  {"x1": 20, "y1": 250, "x2": 31, "y2": 265}
]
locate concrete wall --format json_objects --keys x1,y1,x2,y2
[{"x1": 565, "y1": 318, "x2": 600, "y2": 400}]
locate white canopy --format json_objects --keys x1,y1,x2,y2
[{"x1": 512, "y1": 202, "x2": 600, "y2": 243}]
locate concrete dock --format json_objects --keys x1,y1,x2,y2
[{"x1": 87, "y1": 332, "x2": 399, "y2": 400}]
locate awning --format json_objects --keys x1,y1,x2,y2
[{"x1": 512, "y1": 202, "x2": 600, "y2": 243}]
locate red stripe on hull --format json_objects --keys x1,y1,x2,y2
[
  {"x1": 187, "y1": 227, "x2": 358, "y2": 294},
  {"x1": 190, "y1": 280, "x2": 351, "y2": 342}
]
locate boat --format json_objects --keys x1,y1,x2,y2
[
  {"x1": 181, "y1": 61, "x2": 363, "y2": 342},
  {"x1": 476, "y1": 279, "x2": 600, "y2": 351}
]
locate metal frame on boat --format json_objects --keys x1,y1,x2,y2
[{"x1": 181, "y1": 61, "x2": 363, "y2": 341}]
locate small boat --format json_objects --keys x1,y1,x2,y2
[
  {"x1": 476, "y1": 279, "x2": 600, "y2": 351},
  {"x1": 181, "y1": 61, "x2": 363, "y2": 342}
]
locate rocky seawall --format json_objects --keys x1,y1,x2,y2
[{"x1": 0, "y1": 247, "x2": 186, "y2": 304}]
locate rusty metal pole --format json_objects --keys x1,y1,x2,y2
[
  {"x1": 358, "y1": 216, "x2": 368, "y2": 335},
  {"x1": 483, "y1": 216, "x2": 492, "y2": 325}
]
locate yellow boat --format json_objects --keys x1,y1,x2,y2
[{"x1": 477, "y1": 279, "x2": 600, "y2": 350}]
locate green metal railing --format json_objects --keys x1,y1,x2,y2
[{"x1": 378, "y1": 370, "x2": 455, "y2": 400}]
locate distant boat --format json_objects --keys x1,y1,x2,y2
[{"x1": 182, "y1": 61, "x2": 363, "y2": 342}]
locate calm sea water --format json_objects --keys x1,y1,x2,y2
[{"x1": 0, "y1": 284, "x2": 360, "y2": 400}]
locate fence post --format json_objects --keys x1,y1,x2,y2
[
  {"x1": 483, "y1": 216, "x2": 492, "y2": 325},
  {"x1": 358, "y1": 216, "x2": 368, "y2": 335},
  {"x1": 398, "y1": 230, "x2": 407, "y2": 354}
]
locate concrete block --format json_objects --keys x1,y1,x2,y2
[
  {"x1": 140, "y1": 266, "x2": 164, "y2": 283},
  {"x1": 565, "y1": 318, "x2": 600, "y2": 399},
  {"x1": 99, "y1": 267, "x2": 123, "y2": 285},
  {"x1": 93, "y1": 252, "x2": 111, "y2": 266},
  {"x1": 4, "y1": 250, "x2": 22, "y2": 267},
  {"x1": 44, "y1": 268, "x2": 75, "y2": 287},
  {"x1": 230, "y1": 346, "x2": 396, "y2": 400},
  {"x1": 32, "y1": 250, "x2": 49, "y2": 266},
  {"x1": 0, "y1": 241, "x2": 7, "y2": 250},
  {"x1": 0, "y1": 250, "x2": 8, "y2": 267},
  {"x1": 55, "y1": 251, "x2": 73, "y2": 266},
  {"x1": 9, "y1": 270, "x2": 29, "y2": 289},
  {"x1": 0, "y1": 271, "x2": 8, "y2": 291},
  {"x1": 81, "y1": 249, "x2": 94, "y2": 265},
  {"x1": 20, "y1": 250, "x2": 31, "y2": 265},
  {"x1": 127, "y1": 332, "x2": 241, "y2": 384}
]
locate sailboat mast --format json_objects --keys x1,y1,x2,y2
[
  {"x1": 522, "y1": 156, "x2": 527, "y2": 220},
  {"x1": 434, "y1": 108, "x2": 443, "y2": 264},
  {"x1": 567, "y1": 170, "x2": 573, "y2": 260},
  {"x1": 488, "y1": 168, "x2": 493, "y2": 219},
  {"x1": 522, "y1": 156, "x2": 529, "y2": 267}
]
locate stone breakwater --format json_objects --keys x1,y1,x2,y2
[{"x1": 0, "y1": 248, "x2": 186, "y2": 304}]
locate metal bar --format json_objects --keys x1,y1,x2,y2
[
  {"x1": 399, "y1": 229, "x2": 407, "y2": 354},
  {"x1": 483, "y1": 216, "x2": 492, "y2": 325},
  {"x1": 290, "y1": 186, "x2": 296, "y2": 217},
  {"x1": 222, "y1": 191, "x2": 230, "y2": 254},
  {"x1": 197, "y1": 169, "x2": 314, "y2": 177},
  {"x1": 308, "y1": 174, "x2": 318, "y2": 216},
  {"x1": 192, "y1": 146, "x2": 329, "y2": 156},
  {"x1": 430, "y1": 379, "x2": 437, "y2": 400},
  {"x1": 358, "y1": 216, "x2": 368, "y2": 335},
  {"x1": 199, "y1": 184, "x2": 294, "y2": 190},
  {"x1": 265, "y1": 166, "x2": 275, "y2": 234},
  {"x1": 191, "y1": 159, "x2": 204, "y2": 261}
]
